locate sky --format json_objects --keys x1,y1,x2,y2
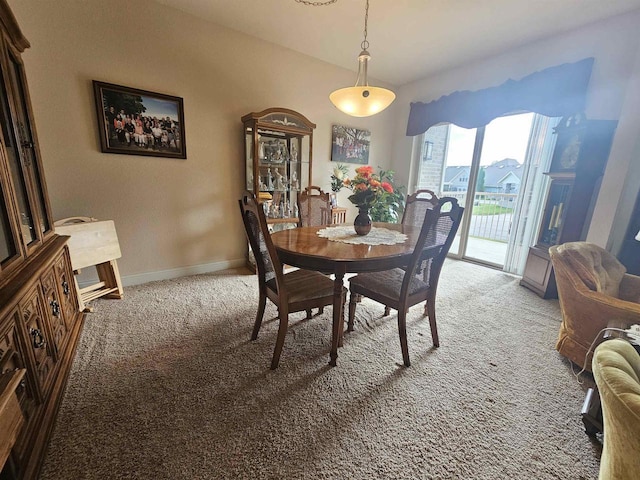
[
  {"x1": 447, "y1": 112, "x2": 535, "y2": 166},
  {"x1": 142, "y1": 96, "x2": 180, "y2": 121}
]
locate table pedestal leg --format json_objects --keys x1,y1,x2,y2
[{"x1": 330, "y1": 265, "x2": 346, "y2": 366}]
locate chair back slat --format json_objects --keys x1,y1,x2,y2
[
  {"x1": 239, "y1": 191, "x2": 282, "y2": 287},
  {"x1": 298, "y1": 186, "x2": 331, "y2": 227}
]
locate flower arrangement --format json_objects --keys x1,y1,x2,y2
[
  {"x1": 343, "y1": 165, "x2": 392, "y2": 208},
  {"x1": 343, "y1": 166, "x2": 406, "y2": 222}
]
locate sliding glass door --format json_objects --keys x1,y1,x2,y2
[{"x1": 415, "y1": 113, "x2": 559, "y2": 274}]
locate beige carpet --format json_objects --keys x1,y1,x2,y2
[{"x1": 40, "y1": 260, "x2": 601, "y2": 479}]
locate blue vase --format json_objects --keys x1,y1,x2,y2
[{"x1": 354, "y1": 206, "x2": 372, "y2": 236}]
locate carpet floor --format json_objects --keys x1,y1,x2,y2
[{"x1": 39, "y1": 259, "x2": 601, "y2": 479}]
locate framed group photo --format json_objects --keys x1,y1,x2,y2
[
  {"x1": 93, "y1": 81, "x2": 186, "y2": 159},
  {"x1": 331, "y1": 125, "x2": 370, "y2": 164}
]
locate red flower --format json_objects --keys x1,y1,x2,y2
[
  {"x1": 355, "y1": 165, "x2": 373, "y2": 178},
  {"x1": 381, "y1": 182, "x2": 393, "y2": 193}
]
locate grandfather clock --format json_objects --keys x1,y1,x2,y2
[{"x1": 520, "y1": 114, "x2": 617, "y2": 298}]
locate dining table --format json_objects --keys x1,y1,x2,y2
[{"x1": 270, "y1": 222, "x2": 421, "y2": 366}]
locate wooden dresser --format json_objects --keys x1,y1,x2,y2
[{"x1": 0, "y1": 1, "x2": 84, "y2": 479}]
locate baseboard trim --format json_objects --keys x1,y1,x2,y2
[{"x1": 77, "y1": 258, "x2": 247, "y2": 288}]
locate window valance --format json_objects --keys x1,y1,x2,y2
[{"x1": 406, "y1": 58, "x2": 594, "y2": 136}]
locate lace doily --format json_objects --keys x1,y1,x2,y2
[{"x1": 317, "y1": 226, "x2": 407, "y2": 245}]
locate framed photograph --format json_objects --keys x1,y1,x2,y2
[
  {"x1": 93, "y1": 81, "x2": 186, "y2": 159},
  {"x1": 331, "y1": 125, "x2": 370, "y2": 164}
]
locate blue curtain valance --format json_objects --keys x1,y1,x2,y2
[{"x1": 406, "y1": 58, "x2": 594, "y2": 136}]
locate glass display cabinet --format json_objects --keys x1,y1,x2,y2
[
  {"x1": 242, "y1": 108, "x2": 315, "y2": 231},
  {"x1": 520, "y1": 115, "x2": 617, "y2": 299}
]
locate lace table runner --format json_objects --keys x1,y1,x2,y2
[{"x1": 317, "y1": 226, "x2": 407, "y2": 245}]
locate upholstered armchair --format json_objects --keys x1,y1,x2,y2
[
  {"x1": 549, "y1": 242, "x2": 640, "y2": 371},
  {"x1": 592, "y1": 339, "x2": 640, "y2": 479}
]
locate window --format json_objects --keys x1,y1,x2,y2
[
  {"x1": 414, "y1": 113, "x2": 559, "y2": 274},
  {"x1": 423, "y1": 141, "x2": 433, "y2": 161}
]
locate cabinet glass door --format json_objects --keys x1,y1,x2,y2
[
  {"x1": 300, "y1": 135, "x2": 310, "y2": 182},
  {"x1": 0, "y1": 182, "x2": 17, "y2": 263},
  {"x1": 0, "y1": 64, "x2": 36, "y2": 245},
  {"x1": 538, "y1": 180, "x2": 571, "y2": 247},
  {"x1": 245, "y1": 129, "x2": 254, "y2": 191},
  {"x1": 8, "y1": 52, "x2": 50, "y2": 237}
]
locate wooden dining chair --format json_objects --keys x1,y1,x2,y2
[
  {"x1": 347, "y1": 197, "x2": 464, "y2": 367},
  {"x1": 375, "y1": 188, "x2": 440, "y2": 317},
  {"x1": 239, "y1": 191, "x2": 345, "y2": 369},
  {"x1": 297, "y1": 186, "x2": 332, "y2": 227},
  {"x1": 297, "y1": 185, "x2": 333, "y2": 315}
]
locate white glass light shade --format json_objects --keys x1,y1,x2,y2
[{"x1": 329, "y1": 86, "x2": 396, "y2": 117}]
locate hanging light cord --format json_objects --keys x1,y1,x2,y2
[
  {"x1": 361, "y1": 0, "x2": 369, "y2": 51},
  {"x1": 294, "y1": 0, "x2": 337, "y2": 6},
  {"x1": 294, "y1": 0, "x2": 368, "y2": 52}
]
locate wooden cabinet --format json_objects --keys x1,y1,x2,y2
[
  {"x1": 0, "y1": 319, "x2": 39, "y2": 460},
  {"x1": 520, "y1": 115, "x2": 617, "y2": 298},
  {"x1": 1, "y1": 243, "x2": 83, "y2": 480},
  {"x1": 618, "y1": 189, "x2": 640, "y2": 276},
  {"x1": 0, "y1": 2, "x2": 84, "y2": 479},
  {"x1": 242, "y1": 108, "x2": 315, "y2": 229}
]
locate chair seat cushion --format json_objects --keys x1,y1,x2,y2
[
  {"x1": 349, "y1": 268, "x2": 429, "y2": 300},
  {"x1": 267, "y1": 269, "x2": 335, "y2": 303}
]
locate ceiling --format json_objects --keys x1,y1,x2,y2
[{"x1": 154, "y1": 0, "x2": 640, "y2": 86}]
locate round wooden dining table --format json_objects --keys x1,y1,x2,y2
[{"x1": 270, "y1": 223, "x2": 421, "y2": 367}]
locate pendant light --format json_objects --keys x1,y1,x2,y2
[{"x1": 329, "y1": 0, "x2": 395, "y2": 117}]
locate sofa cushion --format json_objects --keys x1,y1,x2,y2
[{"x1": 593, "y1": 339, "x2": 640, "y2": 479}]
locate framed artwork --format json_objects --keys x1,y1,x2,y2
[
  {"x1": 93, "y1": 80, "x2": 186, "y2": 159},
  {"x1": 331, "y1": 125, "x2": 370, "y2": 164}
]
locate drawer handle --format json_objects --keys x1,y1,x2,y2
[
  {"x1": 29, "y1": 328, "x2": 46, "y2": 349},
  {"x1": 50, "y1": 299, "x2": 60, "y2": 318},
  {"x1": 62, "y1": 281, "x2": 70, "y2": 296}
]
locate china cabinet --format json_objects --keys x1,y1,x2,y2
[
  {"x1": 520, "y1": 115, "x2": 617, "y2": 298},
  {"x1": 242, "y1": 108, "x2": 315, "y2": 230},
  {"x1": 0, "y1": 1, "x2": 83, "y2": 479}
]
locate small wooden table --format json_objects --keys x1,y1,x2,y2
[
  {"x1": 271, "y1": 223, "x2": 420, "y2": 366},
  {"x1": 54, "y1": 218, "x2": 124, "y2": 312}
]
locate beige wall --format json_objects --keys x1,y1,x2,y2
[
  {"x1": 392, "y1": 10, "x2": 640, "y2": 252},
  {"x1": 11, "y1": 0, "x2": 639, "y2": 286},
  {"x1": 10, "y1": 0, "x2": 396, "y2": 285}
]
